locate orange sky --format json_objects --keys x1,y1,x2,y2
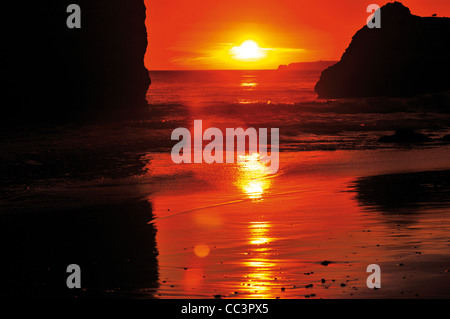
[{"x1": 144, "y1": 0, "x2": 450, "y2": 70}]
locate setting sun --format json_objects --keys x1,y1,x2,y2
[{"x1": 230, "y1": 40, "x2": 267, "y2": 61}]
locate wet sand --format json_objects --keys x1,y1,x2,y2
[
  {"x1": 144, "y1": 148, "x2": 450, "y2": 299},
  {"x1": 2, "y1": 147, "x2": 450, "y2": 298}
]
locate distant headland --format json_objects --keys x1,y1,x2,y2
[{"x1": 277, "y1": 61, "x2": 338, "y2": 71}]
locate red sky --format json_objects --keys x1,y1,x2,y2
[{"x1": 144, "y1": 0, "x2": 450, "y2": 70}]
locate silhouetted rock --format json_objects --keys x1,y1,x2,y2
[
  {"x1": 3, "y1": 1, "x2": 150, "y2": 124},
  {"x1": 442, "y1": 134, "x2": 450, "y2": 141},
  {"x1": 315, "y1": 2, "x2": 450, "y2": 100},
  {"x1": 277, "y1": 61, "x2": 337, "y2": 71},
  {"x1": 378, "y1": 129, "x2": 431, "y2": 143}
]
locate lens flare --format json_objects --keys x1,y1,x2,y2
[{"x1": 194, "y1": 244, "x2": 210, "y2": 258}]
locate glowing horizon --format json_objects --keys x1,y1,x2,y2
[{"x1": 145, "y1": 0, "x2": 450, "y2": 70}]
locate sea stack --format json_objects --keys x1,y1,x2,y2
[
  {"x1": 3, "y1": 1, "x2": 150, "y2": 123},
  {"x1": 314, "y1": 2, "x2": 450, "y2": 99}
]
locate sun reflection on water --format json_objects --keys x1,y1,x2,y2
[
  {"x1": 240, "y1": 82, "x2": 258, "y2": 88},
  {"x1": 240, "y1": 74, "x2": 258, "y2": 90}
]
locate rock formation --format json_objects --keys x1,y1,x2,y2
[
  {"x1": 315, "y1": 2, "x2": 450, "y2": 99},
  {"x1": 3, "y1": 1, "x2": 150, "y2": 123}
]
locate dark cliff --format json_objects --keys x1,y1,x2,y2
[
  {"x1": 314, "y1": 2, "x2": 450, "y2": 99},
  {"x1": 3, "y1": 1, "x2": 150, "y2": 123}
]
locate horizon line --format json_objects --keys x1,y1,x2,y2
[
  {"x1": 147, "y1": 60, "x2": 339, "y2": 72},
  {"x1": 148, "y1": 68, "x2": 277, "y2": 71}
]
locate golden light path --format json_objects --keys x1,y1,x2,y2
[
  {"x1": 243, "y1": 221, "x2": 275, "y2": 298},
  {"x1": 237, "y1": 154, "x2": 276, "y2": 297}
]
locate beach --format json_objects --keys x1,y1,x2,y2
[
  {"x1": 1, "y1": 69, "x2": 450, "y2": 298},
  {"x1": 2, "y1": 138, "x2": 450, "y2": 298}
]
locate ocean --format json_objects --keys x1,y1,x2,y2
[
  {"x1": 147, "y1": 70, "x2": 319, "y2": 106},
  {"x1": 147, "y1": 70, "x2": 450, "y2": 152}
]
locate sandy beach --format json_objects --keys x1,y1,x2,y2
[{"x1": 2, "y1": 143, "x2": 450, "y2": 298}]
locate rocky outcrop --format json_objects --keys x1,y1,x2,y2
[
  {"x1": 3, "y1": 1, "x2": 150, "y2": 123},
  {"x1": 315, "y1": 2, "x2": 450, "y2": 99}
]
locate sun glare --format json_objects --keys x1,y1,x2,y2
[{"x1": 230, "y1": 40, "x2": 267, "y2": 61}]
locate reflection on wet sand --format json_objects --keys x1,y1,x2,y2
[
  {"x1": 237, "y1": 156, "x2": 279, "y2": 297},
  {"x1": 236, "y1": 153, "x2": 272, "y2": 200},
  {"x1": 145, "y1": 148, "x2": 450, "y2": 299},
  {"x1": 2, "y1": 146, "x2": 449, "y2": 298},
  {"x1": 243, "y1": 222, "x2": 275, "y2": 298}
]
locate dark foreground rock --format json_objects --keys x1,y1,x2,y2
[
  {"x1": 378, "y1": 129, "x2": 431, "y2": 143},
  {"x1": 3, "y1": 1, "x2": 150, "y2": 124},
  {"x1": 315, "y1": 2, "x2": 450, "y2": 100},
  {"x1": 0, "y1": 197, "x2": 159, "y2": 298}
]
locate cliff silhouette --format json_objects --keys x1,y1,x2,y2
[
  {"x1": 3, "y1": 1, "x2": 150, "y2": 123},
  {"x1": 315, "y1": 2, "x2": 450, "y2": 99}
]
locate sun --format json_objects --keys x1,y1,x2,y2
[{"x1": 230, "y1": 40, "x2": 267, "y2": 61}]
